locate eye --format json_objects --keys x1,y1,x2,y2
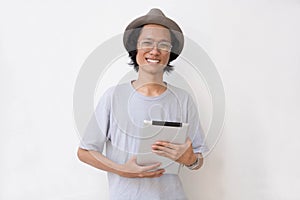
[
  {"x1": 141, "y1": 40, "x2": 154, "y2": 47},
  {"x1": 158, "y1": 42, "x2": 172, "y2": 51}
]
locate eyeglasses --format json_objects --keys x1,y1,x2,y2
[{"x1": 138, "y1": 39, "x2": 172, "y2": 52}]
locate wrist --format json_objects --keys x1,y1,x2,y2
[
  {"x1": 186, "y1": 154, "x2": 197, "y2": 166},
  {"x1": 185, "y1": 153, "x2": 201, "y2": 170}
]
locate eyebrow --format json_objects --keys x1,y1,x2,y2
[{"x1": 141, "y1": 37, "x2": 171, "y2": 43}]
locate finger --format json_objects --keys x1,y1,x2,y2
[
  {"x1": 155, "y1": 141, "x2": 183, "y2": 150},
  {"x1": 153, "y1": 146, "x2": 185, "y2": 161},
  {"x1": 152, "y1": 150, "x2": 165, "y2": 158},
  {"x1": 152, "y1": 144, "x2": 176, "y2": 155},
  {"x1": 128, "y1": 156, "x2": 137, "y2": 162},
  {"x1": 152, "y1": 149, "x2": 175, "y2": 160},
  {"x1": 155, "y1": 141, "x2": 171, "y2": 147},
  {"x1": 139, "y1": 169, "x2": 165, "y2": 178},
  {"x1": 140, "y1": 162, "x2": 161, "y2": 172},
  {"x1": 185, "y1": 138, "x2": 192, "y2": 146},
  {"x1": 137, "y1": 169, "x2": 164, "y2": 178}
]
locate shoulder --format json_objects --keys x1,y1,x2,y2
[
  {"x1": 167, "y1": 84, "x2": 192, "y2": 99},
  {"x1": 98, "y1": 82, "x2": 133, "y2": 107},
  {"x1": 102, "y1": 82, "x2": 131, "y2": 97},
  {"x1": 95, "y1": 83, "x2": 131, "y2": 110}
]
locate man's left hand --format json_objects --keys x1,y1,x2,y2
[{"x1": 151, "y1": 138, "x2": 196, "y2": 166}]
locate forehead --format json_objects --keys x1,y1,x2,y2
[{"x1": 138, "y1": 24, "x2": 171, "y2": 41}]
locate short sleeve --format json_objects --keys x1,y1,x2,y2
[
  {"x1": 78, "y1": 89, "x2": 111, "y2": 153},
  {"x1": 187, "y1": 95, "x2": 209, "y2": 154}
]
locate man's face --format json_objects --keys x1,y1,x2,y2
[{"x1": 136, "y1": 24, "x2": 171, "y2": 74}]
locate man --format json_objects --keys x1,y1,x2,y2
[{"x1": 77, "y1": 8, "x2": 207, "y2": 200}]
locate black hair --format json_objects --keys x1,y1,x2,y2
[{"x1": 127, "y1": 25, "x2": 180, "y2": 73}]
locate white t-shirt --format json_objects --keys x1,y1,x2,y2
[{"x1": 79, "y1": 82, "x2": 208, "y2": 200}]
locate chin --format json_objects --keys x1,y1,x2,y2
[{"x1": 140, "y1": 63, "x2": 166, "y2": 73}]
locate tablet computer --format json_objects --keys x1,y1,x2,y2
[{"x1": 137, "y1": 120, "x2": 188, "y2": 174}]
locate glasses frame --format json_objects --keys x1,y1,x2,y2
[{"x1": 137, "y1": 39, "x2": 173, "y2": 53}]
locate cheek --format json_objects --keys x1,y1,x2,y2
[
  {"x1": 162, "y1": 54, "x2": 170, "y2": 64},
  {"x1": 136, "y1": 51, "x2": 144, "y2": 66}
]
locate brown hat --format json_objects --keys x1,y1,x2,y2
[{"x1": 123, "y1": 8, "x2": 184, "y2": 58}]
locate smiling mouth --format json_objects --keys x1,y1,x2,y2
[{"x1": 146, "y1": 58, "x2": 160, "y2": 63}]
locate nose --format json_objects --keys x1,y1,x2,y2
[{"x1": 149, "y1": 45, "x2": 160, "y2": 55}]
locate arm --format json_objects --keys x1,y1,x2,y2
[
  {"x1": 151, "y1": 138, "x2": 204, "y2": 170},
  {"x1": 77, "y1": 147, "x2": 165, "y2": 178}
]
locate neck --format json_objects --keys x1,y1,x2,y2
[
  {"x1": 132, "y1": 72, "x2": 167, "y2": 96},
  {"x1": 135, "y1": 73, "x2": 165, "y2": 86}
]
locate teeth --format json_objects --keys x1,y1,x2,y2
[{"x1": 147, "y1": 59, "x2": 159, "y2": 63}]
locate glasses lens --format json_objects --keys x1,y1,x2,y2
[
  {"x1": 158, "y1": 42, "x2": 172, "y2": 52},
  {"x1": 139, "y1": 40, "x2": 172, "y2": 52},
  {"x1": 140, "y1": 40, "x2": 154, "y2": 51}
]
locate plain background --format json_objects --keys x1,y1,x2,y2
[{"x1": 1, "y1": 0, "x2": 300, "y2": 199}]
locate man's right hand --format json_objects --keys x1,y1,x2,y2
[{"x1": 117, "y1": 156, "x2": 165, "y2": 178}]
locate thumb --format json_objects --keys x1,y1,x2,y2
[{"x1": 129, "y1": 156, "x2": 137, "y2": 163}]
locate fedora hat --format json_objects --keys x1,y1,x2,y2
[{"x1": 123, "y1": 8, "x2": 184, "y2": 58}]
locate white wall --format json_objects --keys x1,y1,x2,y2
[{"x1": 1, "y1": 0, "x2": 299, "y2": 199}]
